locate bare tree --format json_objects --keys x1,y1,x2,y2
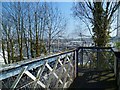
[
  {"x1": 73, "y1": 1, "x2": 120, "y2": 69},
  {"x1": 45, "y1": 3, "x2": 66, "y2": 53},
  {"x1": 73, "y1": 1, "x2": 120, "y2": 46},
  {"x1": 1, "y1": 2, "x2": 66, "y2": 64}
]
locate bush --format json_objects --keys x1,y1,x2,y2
[{"x1": 115, "y1": 42, "x2": 120, "y2": 51}]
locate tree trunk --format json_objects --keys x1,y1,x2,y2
[
  {"x1": 35, "y1": 11, "x2": 40, "y2": 57},
  {"x1": 2, "y1": 39, "x2": 7, "y2": 64}
]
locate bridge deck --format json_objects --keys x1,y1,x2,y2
[{"x1": 68, "y1": 69, "x2": 117, "y2": 90}]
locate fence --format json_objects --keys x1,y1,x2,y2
[
  {"x1": 0, "y1": 49, "x2": 76, "y2": 89},
  {"x1": 0, "y1": 47, "x2": 119, "y2": 89},
  {"x1": 76, "y1": 47, "x2": 115, "y2": 73}
]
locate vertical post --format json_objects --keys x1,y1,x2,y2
[
  {"x1": 96, "y1": 48, "x2": 99, "y2": 70},
  {"x1": 114, "y1": 52, "x2": 120, "y2": 90},
  {"x1": 116, "y1": 57, "x2": 119, "y2": 89},
  {"x1": 75, "y1": 48, "x2": 78, "y2": 77},
  {"x1": 81, "y1": 48, "x2": 83, "y2": 67}
]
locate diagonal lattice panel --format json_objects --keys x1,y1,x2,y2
[{"x1": 0, "y1": 50, "x2": 76, "y2": 90}]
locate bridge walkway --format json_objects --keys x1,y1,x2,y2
[{"x1": 69, "y1": 69, "x2": 117, "y2": 90}]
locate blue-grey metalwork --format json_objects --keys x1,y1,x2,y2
[{"x1": 0, "y1": 47, "x2": 120, "y2": 89}]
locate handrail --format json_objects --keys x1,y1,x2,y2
[
  {"x1": 77, "y1": 46, "x2": 112, "y2": 49},
  {"x1": 0, "y1": 49, "x2": 75, "y2": 71},
  {"x1": 0, "y1": 49, "x2": 76, "y2": 89},
  {"x1": 0, "y1": 49, "x2": 75, "y2": 80}
]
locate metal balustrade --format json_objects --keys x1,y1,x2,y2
[
  {"x1": 0, "y1": 47, "x2": 119, "y2": 89},
  {"x1": 77, "y1": 47, "x2": 115, "y2": 70},
  {"x1": 0, "y1": 49, "x2": 76, "y2": 89}
]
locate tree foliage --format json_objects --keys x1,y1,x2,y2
[
  {"x1": 115, "y1": 42, "x2": 120, "y2": 50},
  {"x1": 73, "y1": 1, "x2": 120, "y2": 47}
]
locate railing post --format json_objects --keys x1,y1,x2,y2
[
  {"x1": 81, "y1": 48, "x2": 83, "y2": 67},
  {"x1": 75, "y1": 48, "x2": 79, "y2": 77},
  {"x1": 96, "y1": 48, "x2": 99, "y2": 70},
  {"x1": 114, "y1": 51, "x2": 120, "y2": 90}
]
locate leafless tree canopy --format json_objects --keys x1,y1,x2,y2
[{"x1": 1, "y1": 2, "x2": 66, "y2": 64}]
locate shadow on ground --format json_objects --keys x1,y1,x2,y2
[{"x1": 68, "y1": 70, "x2": 117, "y2": 90}]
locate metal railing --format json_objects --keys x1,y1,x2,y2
[
  {"x1": 76, "y1": 47, "x2": 119, "y2": 89},
  {"x1": 0, "y1": 49, "x2": 76, "y2": 89},
  {"x1": 114, "y1": 51, "x2": 120, "y2": 90},
  {"x1": 76, "y1": 47, "x2": 115, "y2": 74},
  {"x1": 0, "y1": 47, "x2": 119, "y2": 89}
]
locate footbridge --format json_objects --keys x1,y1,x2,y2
[{"x1": 0, "y1": 47, "x2": 120, "y2": 90}]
